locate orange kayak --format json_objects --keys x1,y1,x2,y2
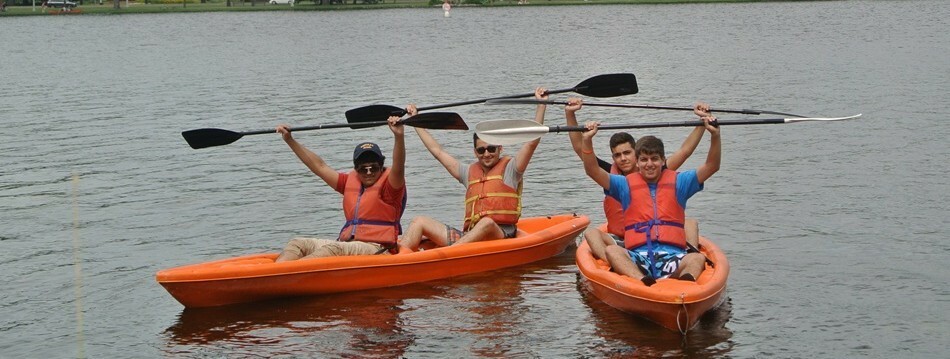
[
  {"x1": 576, "y1": 226, "x2": 729, "y2": 333},
  {"x1": 157, "y1": 214, "x2": 589, "y2": 308}
]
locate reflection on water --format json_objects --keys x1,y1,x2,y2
[
  {"x1": 163, "y1": 287, "x2": 433, "y2": 358},
  {"x1": 161, "y1": 254, "x2": 571, "y2": 358}
]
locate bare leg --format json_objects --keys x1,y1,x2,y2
[
  {"x1": 585, "y1": 228, "x2": 616, "y2": 260},
  {"x1": 455, "y1": 217, "x2": 504, "y2": 245},
  {"x1": 399, "y1": 216, "x2": 453, "y2": 251},
  {"x1": 672, "y1": 253, "x2": 706, "y2": 280},
  {"x1": 685, "y1": 218, "x2": 699, "y2": 249},
  {"x1": 605, "y1": 245, "x2": 645, "y2": 280}
]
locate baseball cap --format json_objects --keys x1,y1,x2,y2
[{"x1": 353, "y1": 142, "x2": 385, "y2": 165}]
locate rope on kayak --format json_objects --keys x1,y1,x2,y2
[{"x1": 676, "y1": 293, "x2": 689, "y2": 335}]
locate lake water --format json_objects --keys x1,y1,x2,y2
[{"x1": 1, "y1": 1, "x2": 948, "y2": 357}]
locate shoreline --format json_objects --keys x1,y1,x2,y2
[{"x1": 0, "y1": 0, "x2": 800, "y2": 17}]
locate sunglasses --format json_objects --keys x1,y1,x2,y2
[
  {"x1": 356, "y1": 164, "x2": 382, "y2": 175},
  {"x1": 475, "y1": 145, "x2": 499, "y2": 155}
]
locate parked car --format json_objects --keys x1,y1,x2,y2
[
  {"x1": 268, "y1": 0, "x2": 292, "y2": 4},
  {"x1": 46, "y1": 0, "x2": 78, "y2": 8}
]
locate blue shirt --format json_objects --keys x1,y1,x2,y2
[{"x1": 606, "y1": 170, "x2": 704, "y2": 211}]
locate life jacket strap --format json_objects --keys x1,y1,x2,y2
[
  {"x1": 624, "y1": 219, "x2": 684, "y2": 232},
  {"x1": 625, "y1": 219, "x2": 685, "y2": 278},
  {"x1": 467, "y1": 174, "x2": 504, "y2": 186},
  {"x1": 465, "y1": 191, "x2": 521, "y2": 204},
  {"x1": 338, "y1": 219, "x2": 402, "y2": 240}
]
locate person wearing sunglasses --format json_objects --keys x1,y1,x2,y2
[
  {"x1": 273, "y1": 104, "x2": 416, "y2": 262},
  {"x1": 399, "y1": 87, "x2": 549, "y2": 251},
  {"x1": 568, "y1": 99, "x2": 721, "y2": 284},
  {"x1": 564, "y1": 98, "x2": 708, "y2": 263}
]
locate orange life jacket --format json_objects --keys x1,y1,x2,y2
[
  {"x1": 463, "y1": 156, "x2": 522, "y2": 231},
  {"x1": 338, "y1": 168, "x2": 405, "y2": 249},
  {"x1": 622, "y1": 169, "x2": 686, "y2": 250},
  {"x1": 603, "y1": 163, "x2": 625, "y2": 237}
]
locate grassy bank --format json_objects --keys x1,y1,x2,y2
[{"x1": 0, "y1": 0, "x2": 769, "y2": 16}]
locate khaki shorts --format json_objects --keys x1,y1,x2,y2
[{"x1": 282, "y1": 237, "x2": 390, "y2": 258}]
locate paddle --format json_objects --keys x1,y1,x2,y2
[
  {"x1": 474, "y1": 115, "x2": 863, "y2": 145},
  {"x1": 182, "y1": 112, "x2": 467, "y2": 150},
  {"x1": 344, "y1": 73, "x2": 639, "y2": 123},
  {"x1": 485, "y1": 98, "x2": 808, "y2": 118}
]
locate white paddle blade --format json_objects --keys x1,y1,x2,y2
[
  {"x1": 475, "y1": 119, "x2": 551, "y2": 145},
  {"x1": 785, "y1": 114, "x2": 862, "y2": 123}
]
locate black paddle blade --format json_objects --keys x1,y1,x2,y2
[
  {"x1": 182, "y1": 128, "x2": 244, "y2": 149},
  {"x1": 402, "y1": 112, "x2": 468, "y2": 130},
  {"x1": 573, "y1": 73, "x2": 639, "y2": 98},
  {"x1": 345, "y1": 104, "x2": 406, "y2": 124}
]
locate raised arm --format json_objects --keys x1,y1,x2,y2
[
  {"x1": 386, "y1": 104, "x2": 413, "y2": 189},
  {"x1": 564, "y1": 97, "x2": 584, "y2": 156},
  {"x1": 666, "y1": 126, "x2": 704, "y2": 171},
  {"x1": 277, "y1": 124, "x2": 340, "y2": 189},
  {"x1": 570, "y1": 120, "x2": 611, "y2": 190},
  {"x1": 696, "y1": 115, "x2": 721, "y2": 183},
  {"x1": 513, "y1": 87, "x2": 547, "y2": 173},
  {"x1": 667, "y1": 103, "x2": 714, "y2": 171},
  {"x1": 414, "y1": 127, "x2": 461, "y2": 181},
  {"x1": 566, "y1": 97, "x2": 611, "y2": 172}
]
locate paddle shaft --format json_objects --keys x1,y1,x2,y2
[
  {"x1": 551, "y1": 118, "x2": 787, "y2": 133},
  {"x1": 183, "y1": 112, "x2": 466, "y2": 149},
  {"x1": 232, "y1": 112, "x2": 465, "y2": 136},
  {"x1": 182, "y1": 120, "x2": 396, "y2": 150},
  {"x1": 359, "y1": 87, "x2": 587, "y2": 118},
  {"x1": 239, "y1": 121, "x2": 389, "y2": 136},
  {"x1": 487, "y1": 99, "x2": 806, "y2": 117},
  {"x1": 414, "y1": 87, "x2": 582, "y2": 113},
  {"x1": 474, "y1": 115, "x2": 860, "y2": 146},
  {"x1": 346, "y1": 73, "x2": 639, "y2": 122}
]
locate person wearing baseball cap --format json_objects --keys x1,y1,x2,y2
[
  {"x1": 353, "y1": 142, "x2": 385, "y2": 166},
  {"x1": 273, "y1": 104, "x2": 415, "y2": 262}
]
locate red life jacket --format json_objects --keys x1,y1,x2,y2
[
  {"x1": 338, "y1": 168, "x2": 405, "y2": 249},
  {"x1": 463, "y1": 156, "x2": 522, "y2": 231},
  {"x1": 603, "y1": 164, "x2": 625, "y2": 237},
  {"x1": 622, "y1": 169, "x2": 686, "y2": 250}
]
